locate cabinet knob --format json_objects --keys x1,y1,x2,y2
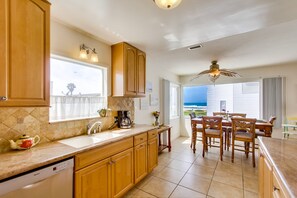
[
  {"x1": 273, "y1": 186, "x2": 280, "y2": 191},
  {"x1": 0, "y1": 96, "x2": 7, "y2": 101}
]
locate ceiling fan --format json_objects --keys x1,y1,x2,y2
[{"x1": 191, "y1": 61, "x2": 240, "y2": 83}]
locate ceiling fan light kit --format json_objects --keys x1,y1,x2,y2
[
  {"x1": 153, "y1": 0, "x2": 182, "y2": 9},
  {"x1": 191, "y1": 61, "x2": 240, "y2": 83}
]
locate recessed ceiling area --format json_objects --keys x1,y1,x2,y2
[{"x1": 50, "y1": 0, "x2": 297, "y2": 75}]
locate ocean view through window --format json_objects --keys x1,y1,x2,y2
[
  {"x1": 183, "y1": 86, "x2": 207, "y2": 117},
  {"x1": 183, "y1": 82, "x2": 260, "y2": 118}
]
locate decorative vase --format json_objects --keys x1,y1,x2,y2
[{"x1": 154, "y1": 116, "x2": 159, "y2": 127}]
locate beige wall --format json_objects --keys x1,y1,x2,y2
[
  {"x1": 0, "y1": 20, "x2": 181, "y2": 152},
  {"x1": 134, "y1": 52, "x2": 181, "y2": 140}
]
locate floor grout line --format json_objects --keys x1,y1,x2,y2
[{"x1": 126, "y1": 137, "x2": 259, "y2": 198}]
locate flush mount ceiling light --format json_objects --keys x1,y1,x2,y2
[
  {"x1": 79, "y1": 44, "x2": 99, "y2": 63},
  {"x1": 191, "y1": 61, "x2": 240, "y2": 83},
  {"x1": 153, "y1": 0, "x2": 182, "y2": 9}
]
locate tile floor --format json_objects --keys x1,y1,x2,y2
[{"x1": 124, "y1": 137, "x2": 259, "y2": 198}]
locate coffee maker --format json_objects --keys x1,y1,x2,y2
[{"x1": 117, "y1": 110, "x2": 132, "y2": 128}]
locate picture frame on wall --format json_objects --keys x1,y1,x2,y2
[
  {"x1": 140, "y1": 97, "x2": 149, "y2": 110},
  {"x1": 150, "y1": 94, "x2": 159, "y2": 106}
]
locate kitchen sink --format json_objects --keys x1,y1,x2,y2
[{"x1": 58, "y1": 132, "x2": 124, "y2": 148}]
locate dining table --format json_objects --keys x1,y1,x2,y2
[{"x1": 191, "y1": 117, "x2": 273, "y2": 137}]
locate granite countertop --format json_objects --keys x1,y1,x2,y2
[
  {"x1": 0, "y1": 124, "x2": 156, "y2": 181},
  {"x1": 258, "y1": 137, "x2": 297, "y2": 197}
]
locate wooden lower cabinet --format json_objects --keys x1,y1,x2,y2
[
  {"x1": 75, "y1": 131, "x2": 160, "y2": 197},
  {"x1": 147, "y1": 137, "x2": 158, "y2": 173},
  {"x1": 259, "y1": 148, "x2": 273, "y2": 198},
  {"x1": 259, "y1": 146, "x2": 289, "y2": 198},
  {"x1": 75, "y1": 158, "x2": 111, "y2": 198},
  {"x1": 75, "y1": 148, "x2": 134, "y2": 198},
  {"x1": 134, "y1": 142, "x2": 148, "y2": 183},
  {"x1": 111, "y1": 148, "x2": 134, "y2": 198}
]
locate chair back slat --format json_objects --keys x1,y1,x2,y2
[
  {"x1": 202, "y1": 116, "x2": 223, "y2": 131},
  {"x1": 213, "y1": 112, "x2": 227, "y2": 120},
  {"x1": 232, "y1": 117, "x2": 256, "y2": 137},
  {"x1": 189, "y1": 112, "x2": 196, "y2": 119},
  {"x1": 268, "y1": 116, "x2": 277, "y2": 126},
  {"x1": 229, "y1": 113, "x2": 247, "y2": 118}
]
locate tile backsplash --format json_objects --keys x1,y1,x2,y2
[{"x1": 0, "y1": 97, "x2": 134, "y2": 153}]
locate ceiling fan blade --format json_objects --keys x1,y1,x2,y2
[
  {"x1": 220, "y1": 69, "x2": 240, "y2": 77},
  {"x1": 197, "y1": 69, "x2": 212, "y2": 75},
  {"x1": 190, "y1": 70, "x2": 211, "y2": 81}
]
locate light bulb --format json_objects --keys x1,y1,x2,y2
[
  {"x1": 79, "y1": 49, "x2": 88, "y2": 59},
  {"x1": 90, "y1": 52, "x2": 99, "y2": 62}
]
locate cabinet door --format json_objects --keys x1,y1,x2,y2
[
  {"x1": 263, "y1": 157, "x2": 273, "y2": 198},
  {"x1": 0, "y1": 0, "x2": 8, "y2": 99},
  {"x1": 0, "y1": 0, "x2": 50, "y2": 106},
  {"x1": 75, "y1": 158, "x2": 111, "y2": 198},
  {"x1": 134, "y1": 142, "x2": 148, "y2": 184},
  {"x1": 148, "y1": 137, "x2": 158, "y2": 172},
  {"x1": 124, "y1": 43, "x2": 137, "y2": 96},
  {"x1": 111, "y1": 148, "x2": 134, "y2": 198},
  {"x1": 137, "y1": 50, "x2": 146, "y2": 96},
  {"x1": 259, "y1": 152, "x2": 264, "y2": 198}
]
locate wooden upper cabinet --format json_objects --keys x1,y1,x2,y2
[
  {"x1": 0, "y1": 0, "x2": 50, "y2": 106},
  {"x1": 137, "y1": 50, "x2": 146, "y2": 97},
  {"x1": 0, "y1": 0, "x2": 7, "y2": 99},
  {"x1": 124, "y1": 44, "x2": 137, "y2": 96},
  {"x1": 112, "y1": 42, "x2": 146, "y2": 97}
]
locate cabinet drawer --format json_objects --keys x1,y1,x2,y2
[
  {"x1": 134, "y1": 133, "x2": 147, "y2": 145},
  {"x1": 75, "y1": 137, "x2": 133, "y2": 170},
  {"x1": 148, "y1": 129, "x2": 157, "y2": 139}
]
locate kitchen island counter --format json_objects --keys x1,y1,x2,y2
[{"x1": 259, "y1": 137, "x2": 297, "y2": 197}]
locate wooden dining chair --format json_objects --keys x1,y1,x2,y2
[
  {"x1": 213, "y1": 112, "x2": 229, "y2": 150},
  {"x1": 226, "y1": 113, "x2": 247, "y2": 151},
  {"x1": 231, "y1": 117, "x2": 257, "y2": 167},
  {"x1": 189, "y1": 112, "x2": 203, "y2": 153},
  {"x1": 202, "y1": 116, "x2": 223, "y2": 160},
  {"x1": 255, "y1": 116, "x2": 276, "y2": 138},
  {"x1": 213, "y1": 112, "x2": 227, "y2": 119},
  {"x1": 228, "y1": 113, "x2": 247, "y2": 118}
]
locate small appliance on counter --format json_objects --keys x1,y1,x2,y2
[
  {"x1": 117, "y1": 110, "x2": 132, "y2": 129},
  {"x1": 9, "y1": 134, "x2": 40, "y2": 150}
]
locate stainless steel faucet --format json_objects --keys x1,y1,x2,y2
[{"x1": 87, "y1": 121, "x2": 102, "y2": 135}]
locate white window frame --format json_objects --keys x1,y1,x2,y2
[
  {"x1": 170, "y1": 82, "x2": 180, "y2": 119},
  {"x1": 49, "y1": 55, "x2": 107, "y2": 122}
]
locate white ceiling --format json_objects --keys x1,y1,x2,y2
[{"x1": 50, "y1": 0, "x2": 297, "y2": 76}]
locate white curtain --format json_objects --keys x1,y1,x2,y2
[
  {"x1": 262, "y1": 77, "x2": 283, "y2": 128},
  {"x1": 162, "y1": 79, "x2": 170, "y2": 125},
  {"x1": 50, "y1": 95, "x2": 107, "y2": 121},
  {"x1": 161, "y1": 79, "x2": 170, "y2": 144}
]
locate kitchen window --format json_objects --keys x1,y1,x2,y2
[
  {"x1": 170, "y1": 83, "x2": 180, "y2": 118},
  {"x1": 50, "y1": 56, "x2": 107, "y2": 122}
]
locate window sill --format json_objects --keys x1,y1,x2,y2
[{"x1": 49, "y1": 115, "x2": 104, "y2": 124}]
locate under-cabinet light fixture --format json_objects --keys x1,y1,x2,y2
[{"x1": 79, "y1": 44, "x2": 99, "y2": 63}]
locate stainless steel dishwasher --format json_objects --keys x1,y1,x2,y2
[{"x1": 0, "y1": 158, "x2": 74, "y2": 198}]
